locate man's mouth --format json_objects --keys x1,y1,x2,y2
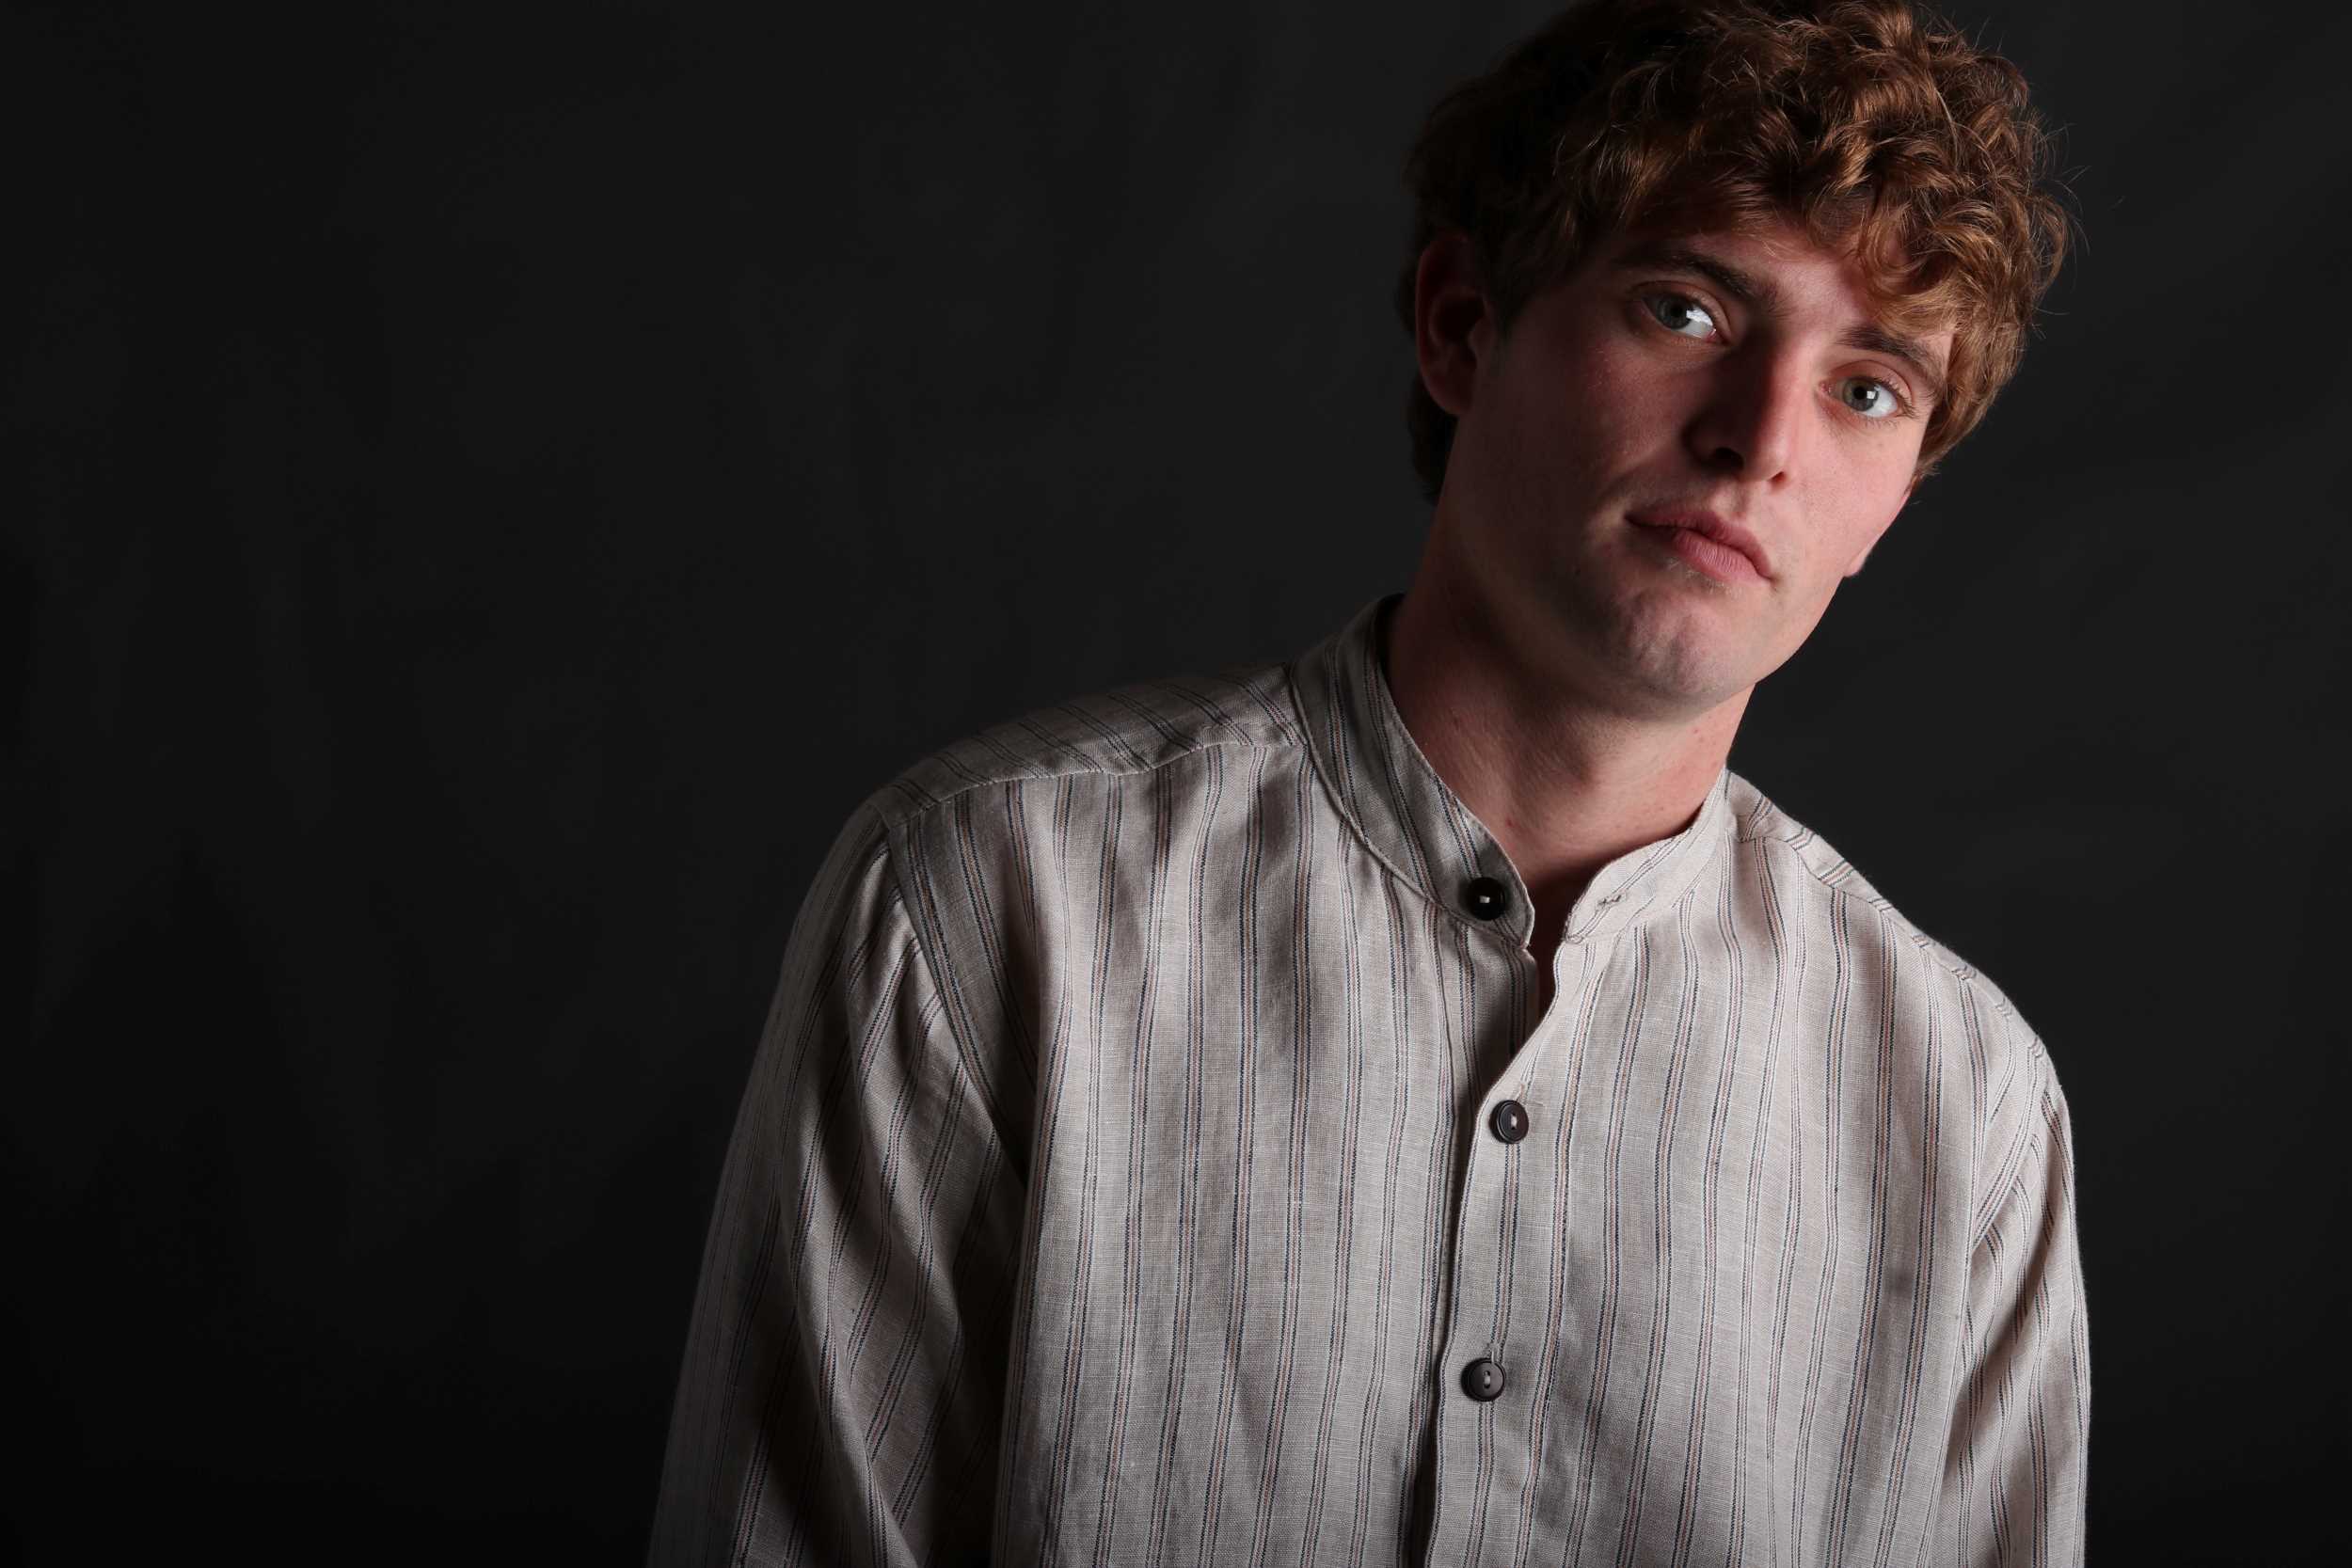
[{"x1": 1627, "y1": 508, "x2": 1772, "y2": 583}]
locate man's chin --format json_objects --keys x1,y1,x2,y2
[{"x1": 1569, "y1": 616, "x2": 1760, "y2": 721}]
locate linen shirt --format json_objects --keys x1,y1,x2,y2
[{"x1": 651, "y1": 593, "x2": 2089, "y2": 1567}]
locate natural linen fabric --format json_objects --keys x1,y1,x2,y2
[{"x1": 652, "y1": 594, "x2": 2088, "y2": 1566}]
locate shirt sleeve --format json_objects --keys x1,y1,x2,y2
[
  {"x1": 649, "y1": 807, "x2": 1026, "y2": 1568},
  {"x1": 1936, "y1": 1058, "x2": 2090, "y2": 1565}
]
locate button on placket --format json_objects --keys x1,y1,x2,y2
[
  {"x1": 1489, "y1": 1099, "x2": 1530, "y2": 1144},
  {"x1": 1460, "y1": 1357, "x2": 1506, "y2": 1402},
  {"x1": 1462, "y1": 875, "x2": 1509, "y2": 922}
]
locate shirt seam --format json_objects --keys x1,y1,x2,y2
[
  {"x1": 874, "y1": 735, "x2": 1304, "y2": 836},
  {"x1": 874, "y1": 820, "x2": 1023, "y2": 1171},
  {"x1": 1974, "y1": 1075, "x2": 2058, "y2": 1256},
  {"x1": 1752, "y1": 822, "x2": 2038, "y2": 1029}
]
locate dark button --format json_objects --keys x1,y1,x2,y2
[
  {"x1": 1489, "y1": 1099, "x2": 1529, "y2": 1144},
  {"x1": 1462, "y1": 876, "x2": 1508, "y2": 920},
  {"x1": 1460, "y1": 1357, "x2": 1506, "y2": 1402}
]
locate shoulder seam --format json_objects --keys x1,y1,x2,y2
[
  {"x1": 1742, "y1": 812, "x2": 2032, "y2": 1029},
  {"x1": 874, "y1": 733, "x2": 1303, "y2": 833}
]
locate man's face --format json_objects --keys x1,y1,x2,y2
[{"x1": 1418, "y1": 214, "x2": 1955, "y2": 721}]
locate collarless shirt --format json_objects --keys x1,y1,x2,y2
[{"x1": 652, "y1": 593, "x2": 2089, "y2": 1567}]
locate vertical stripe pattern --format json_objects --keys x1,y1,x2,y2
[{"x1": 650, "y1": 594, "x2": 2089, "y2": 1566}]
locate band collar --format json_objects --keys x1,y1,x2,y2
[{"x1": 1287, "y1": 593, "x2": 1737, "y2": 949}]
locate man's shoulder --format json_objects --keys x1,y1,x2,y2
[
  {"x1": 1727, "y1": 773, "x2": 2049, "y2": 1061},
  {"x1": 864, "y1": 655, "x2": 1307, "y2": 833}
]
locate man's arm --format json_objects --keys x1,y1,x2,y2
[
  {"x1": 1938, "y1": 1059, "x2": 2090, "y2": 1564},
  {"x1": 650, "y1": 808, "x2": 1025, "y2": 1567}
]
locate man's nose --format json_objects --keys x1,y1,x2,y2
[{"x1": 1683, "y1": 350, "x2": 1805, "y2": 483}]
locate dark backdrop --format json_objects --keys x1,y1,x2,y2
[{"x1": 11, "y1": 0, "x2": 2347, "y2": 1560}]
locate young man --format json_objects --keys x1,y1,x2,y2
[{"x1": 652, "y1": 1, "x2": 2087, "y2": 1562}]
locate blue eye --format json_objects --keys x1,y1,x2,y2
[
  {"x1": 1646, "y1": 293, "x2": 1718, "y2": 339},
  {"x1": 1836, "y1": 376, "x2": 1907, "y2": 420}
]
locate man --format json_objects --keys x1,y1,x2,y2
[{"x1": 652, "y1": 0, "x2": 2087, "y2": 1561}]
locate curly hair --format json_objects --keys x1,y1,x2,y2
[{"x1": 1398, "y1": 0, "x2": 2075, "y2": 500}]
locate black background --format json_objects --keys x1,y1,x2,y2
[{"x1": 11, "y1": 0, "x2": 2348, "y2": 1560}]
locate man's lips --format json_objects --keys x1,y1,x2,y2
[{"x1": 1627, "y1": 509, "x2": 1772, "y2": 581}]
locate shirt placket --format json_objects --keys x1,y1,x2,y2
[{"x1": 1420, "y1": 875, "x2": 1565, "y2": 1565}]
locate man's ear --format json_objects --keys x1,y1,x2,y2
[{"x1": 1414, "y1": 230, "x2": 1496, "y2": 419}]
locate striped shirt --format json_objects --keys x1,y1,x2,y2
[{"x1": 651, "y1": 593, "x2": 2089, "y2": 1566}]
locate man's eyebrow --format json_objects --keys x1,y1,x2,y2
[
  {"x1": 1840, "y1": 322, "x2": 1949, "y2": 412},
  {"x1": 1612, "y1": 239, "x2": 1949, "y2": 410}
]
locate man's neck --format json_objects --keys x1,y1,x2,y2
[{"x1": 1381, "y1": 578, "x2": 1746, "y2": 963}]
